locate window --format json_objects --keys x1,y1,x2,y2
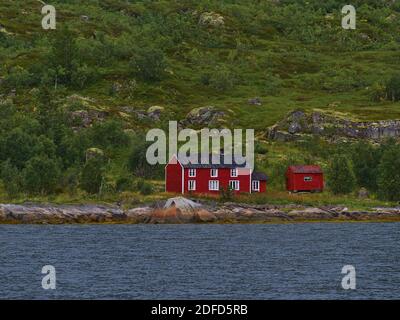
[
  {"x1": 188, "y1": 180, "x2": 196, "y2": 191},
  {"x1": 209, "y1": 180, "x2": 219, "y2": 191},
  {"x1": 231, "y1": 168, "x2": 238, "y2": 177},
  {"x1": 304, "y1": 176, "x2": 313, "y2": 182},
  {"x1": 210, "y1": 169, "x2": 218, "y2": 177},
  {"x1": 188, "y1": 169, "x2": 196, "y2": 177},
  {"x1": 252, "y1": 180, "x2": 260, "y2": 192},
  {"x1": 229, "y1": 180, "x2": 240, "y2": 191}
]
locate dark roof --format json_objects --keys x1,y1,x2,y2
[
  {"x1": 178, "y1": 154, "x2": 249, "y2": 169},
  {"x1": 288, "y1": 165, "x2": 322, "y2": 174},
  {"x1": 252, "y1": 171, "x2": 268, "y2": 181}
]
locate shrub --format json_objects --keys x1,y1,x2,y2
[
  {"x1": 0, "y1": 160, "x2": 22, "y2": 197},
  {"x1": 89, "y1": 120, "x2": 130, "y2": 150},
  {"x1": 209, "y1": 67, "x2": 236, "y2": 91},
  {"x1": 350, "y1": 142, "x2": 379, "y2": 192},
  {"x1": 80, "y1": 158, "x2": 105, "y2": 194},
  {"x1": 130, "y1": 47, "x2": 167, "y2": 81},
  {"x1": 385, "y1": 74, "x2": 400, "y2": 102},
  {"x1": 328, "y1": 155, "x2": 356, "y2": 195},
  {"x1": 116, "y1": 176, "x2": 133, "y2": 192},
  {"x1": 22, "y1": 156, "x2": 61, "y2": 195},
  {"x1": 377, "y1": 146, "x2": 400, "y2": 201},
  {"x1": 137, "y1": 179, "x2": 153, "y2": 195},
  {"x1": 220, "y1": 186, "x2": 234, "y2": 201}
]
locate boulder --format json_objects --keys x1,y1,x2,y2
[
  {"x1": 147, "y1": 106, "x2": 164, "y2": 121},
  {"x1": 199, "y1": 12, "x2": 224, "y2": 27},
  {"x1": 85, "y1": 148, "x2": 105, "y2": 162},
  {"x1": 70, "y1": 109, "x2": 107, "y2": 128},
  {"x1": 358, "y1": 187, "x2": 369, "y2": 199},
  {"x1": 196, "y1": 209, "x2": 217, "y2": 222},
  {"x1": 183, "y1": 106, "x2": 225, "y2": 126},
  {"x1": 248, "y1": 97, "x2": 262, "y2": 106}
]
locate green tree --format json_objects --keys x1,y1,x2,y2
[
  {"x1": 80, "y1": 158, "x2": 105, "y2": 194},
  {"x1": 127, "y1": 136, "x2": 163, "y2": 179},
  {"x1": 0, "y1": 160, "x2": 22, "y2": 197},
  {"x1": 351, "y1": 142, "x2": 379, "y2": 192},
  {"x1": 328, "y1": 155, "x2": 356, "y2": 195},
  {"x1": 22, "y1": 156, "x2": 61, "y2": 195},
  {"x1": 386, "y1": 74, "x2": 400, "y2": 102},
  {"x1": 89, "y1": 120, "x2": 130, "y2": 150},
  {"x1": 377, "y1": 146, "x2": 400, "y2": 201},
  {"x1": 48, "y1": 27, "x2": 77, "y2": 86},
  {"x1": 0, "y1": 128, "x2": 37, "y2": 168}
]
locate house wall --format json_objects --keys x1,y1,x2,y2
[
  {"x1": 183, "y1": 167, "x2": 252, "y2": 194},
  {"x1": 259, "y1": 180, "x2": 267, "y2": 193},
  {"x1": 286, "y1": 171, "x2": 324, "y2": 192},
  {"x1": 165, "y1": 161, "x2": 183, "y2": 193}
]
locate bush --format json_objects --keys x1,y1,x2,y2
[
  {"x1": 385, "y1": 74, "x2": 400, "y2": 102},
  {"x1": 0, "y1": 160, "x2": 22, "y2": 197},
  {"x1": 80, "y1": 158, "x2": 105, "y2": 194},
  {"x1": 220, "y1": 186, "x2": 234, "y2": 201},
  {"x1": 116, "y1": 176, "x2": 133, "y2": 192},
  {"x1": 130, "y1": 47, "x2": 167, "y2": 81},
  {"x1": 89, "y1": 120, "x2": 130, "y2": 150},
  {"x1": 127, "y1": 135, "x2": 163, "y2": 179},
  {"x1": 328, "y1": 155, "x2": 356, "y2": 195},
  {"x1": 137, "y1": 179, "x2": 153, "y2": 195},
  {"x1": 209, "y1": 67, "x2": 236, "y2": 92},
  {"x1": 350, "y1": 142, "x2": 379, "y2": 192},
  {"x1": 377, "y1": 146, "x2": 400, "y2": 201},
  {"x1": 22, "y1": 156, "x2": 61, "y2": 195}
]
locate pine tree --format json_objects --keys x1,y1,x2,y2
[{"x1": 328, "y1": 154, "x2": 356, "y2": 195}]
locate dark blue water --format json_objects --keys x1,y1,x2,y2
[{"x1": 0, "y1": 223, "x2": 399, "y2": 299}]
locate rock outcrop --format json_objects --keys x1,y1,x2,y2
[
  {"x1": 199, "y1": 12, "x2": 225, "y2": 27},
  {"x1": 181, "y1": 106, "x2": 225, "y2": 127},
  {"x1": 267, "y1": 109, "x2": 400, "y2": 142},
  {"x1": 1, "y1": 200, "x2": 400, "y2": 224}
]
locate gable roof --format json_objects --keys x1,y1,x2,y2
[
  {"x1": 175, "y1": 154, "x2": 249, "y2": 169},
  {"x1": 251, "y1": 171, "x2": 268, "y2": 181},
  {"x1": 288, "y1": 165, "x2": 322, "y2": 174}
]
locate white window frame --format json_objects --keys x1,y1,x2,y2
[
  {"x1": 209, "y1": 180, "x2": 219, "y2": 191},
  {"x1": 188, "y1": 169, "x2": 196, "y2": 177},
  {"x1": 304, "y1": 176, "x2": 313, "y2": 182},
  {"x1": 188, "y1": 180, "x2": 196, "y2": 191},
  {"x1": 210, "y1": 168, "x2": 218, "y2": 177},
  {"x1": 252, "y1": 180, "x2": 260, "y2": 192},
  {"x1": 229, "y1": 180, "x2": 240, "y2": 191},
  {"x1": 231, "y1": 168, "x2": 238, "y2": 177}
]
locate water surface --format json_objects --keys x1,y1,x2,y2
[{"x1": 0, "y1": 223, "x2": 399, "y2": 299}]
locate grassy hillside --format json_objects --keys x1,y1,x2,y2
[{"x1": 1, "y1": 0, "x2": 400, "y2": 206}]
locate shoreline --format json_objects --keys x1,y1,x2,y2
[{"x1": 1, "y1": 200, "x2": 400, "y2": 225}]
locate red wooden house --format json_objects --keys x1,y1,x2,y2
[
  {"x1": 165, "y1": 154, "x2": 267, "y2": 195},
  {"x1": 286, "y1": 165, "x2": 324, "y2": 193}
]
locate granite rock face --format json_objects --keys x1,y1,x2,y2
[{"x1": 267, "y1": 109, "x2": 400, "y2": 142}]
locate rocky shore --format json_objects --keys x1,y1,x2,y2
[{"x1": 1, "y1": 198, "x2": 400, "y2": 224}]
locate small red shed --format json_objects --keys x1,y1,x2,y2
[{"x1": 286, "y1": 165, "x2": 324, "y2": 193}]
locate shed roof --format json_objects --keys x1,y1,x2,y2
[
  {"x1": 252, "y1": 171, "x2": 268, "y2": 181},
  {"x1": 288, "y1": 165, "x2": 322, "y2": 174}
]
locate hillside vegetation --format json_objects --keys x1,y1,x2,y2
[{"x1": 1, "y1": 0, "x2": 400, "y2": 206}]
